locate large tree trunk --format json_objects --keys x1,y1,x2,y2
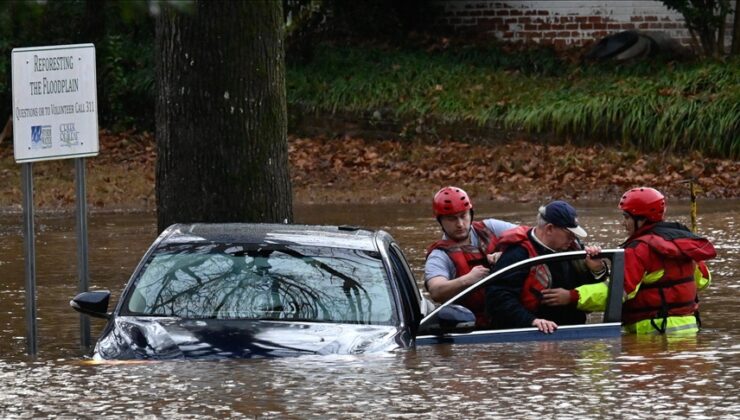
[
  {"x1": 732, "y1": 0, "x2": 740, "y2": 54},
  {"x1": 155, "y1": 0, "x2": 293, "y2": 232}
]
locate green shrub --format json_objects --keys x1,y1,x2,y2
[{"x1": 288, "y1": 44, "x2": 739, "y2": 157}]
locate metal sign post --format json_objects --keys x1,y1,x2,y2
[
  {"x1": 12, "y1": 44, "x2": 99, "y2": 355},
  {"x1": 21, "y1": 163, "x2": 37, "y2": 355},
  {"x1": 76, "y1": 158, "x2": 90, "y2": 348}
]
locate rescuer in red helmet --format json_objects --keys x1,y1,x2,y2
[
  {"x1": 424, "y1": 186, "x2": 516, "y2": 327},
  {"x1": 542, "y1": 187, "x2": 716, "y2": 334}
]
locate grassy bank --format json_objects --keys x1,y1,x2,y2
[{"x1": 288, "y1": 43, "x2": 740, "y2": 157}]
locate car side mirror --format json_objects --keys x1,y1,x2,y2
[
  {"x1": 70, "y1": 290, "x2": 111, "y2": 319},
  {"x1": 417, "y1": 304, "x2": 476, "y2": 335}
]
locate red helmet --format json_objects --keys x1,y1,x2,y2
[
  {"x1": 433, "y1": 186, "x2": 472, "y2": 217},
  {"x1": 618, "y1": 187, "x2": 665, "y2": 222}
]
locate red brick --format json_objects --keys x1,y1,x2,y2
[
  {"x1": 580, "y1": 23, "x2": 594, "y2": 30},
  {"x1": 644, "y1": 16, "x2": 658, "y2": 22}
]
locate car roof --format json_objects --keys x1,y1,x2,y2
[{"x1": 158, "y1": 223, "x2": 388, "y2": 251}]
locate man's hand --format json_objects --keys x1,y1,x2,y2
[
  {"x1": 584, "y1": 245, "x2": 606, "y2": 272},
  {"x1": 486, "y1": 251, "x2": 502, "y2": 266},
  {"x1": 541, "y1": 288, "x2": 572, "y2": 306},
  {"x1": 464, "y1": 265, "x2": 490, "y2": 286},
  {"x1": 532, "y1": 318, "x2": 558, "y2": 333}
]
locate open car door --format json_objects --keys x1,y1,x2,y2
[{"x1": 415, "y1": 249, "x2": 624, "y2": 345}]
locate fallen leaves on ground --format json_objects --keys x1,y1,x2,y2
[
  {"x1": 1, "y1": 130, "x2": 737, "y2": 209},
  {"x1": 289, "y1": 135, "x2": 739, "y2": 204}
]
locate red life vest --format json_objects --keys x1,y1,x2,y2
[
  {"x1": 622, "y1": 222, "x2": 717, "y2": 326},
  {"x1": 495, "y1": 226, "x2": 552, "y2": 313},
  {"x1": 426, "y1": 221, "x2": 501, "y2": 326}
]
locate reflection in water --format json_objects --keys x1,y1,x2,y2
[{"x1": 0, "y1": 200, "x2": 738, "y2": 416}]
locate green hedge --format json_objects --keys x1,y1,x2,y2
[{"x1": 288, "y1": 44, "x2": 740, "y2": 157}]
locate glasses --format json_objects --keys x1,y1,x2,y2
[{"x1": 558, "y1": 226, "x2": 576, "y2": 240}]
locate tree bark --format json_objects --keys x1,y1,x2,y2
[
  {"x1": 155, "y1": 0, "x2": 293, "y2": 232},
  {"x1": 732, "y1": 0, "x2": 740, "y2": 54}
]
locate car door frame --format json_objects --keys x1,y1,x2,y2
[{"x1": 415, "y1": 249, "x2": 625, "y2": 345}]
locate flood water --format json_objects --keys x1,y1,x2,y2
[{"x1": 1, "y1": 200, "x2": 738, "y2": 417}]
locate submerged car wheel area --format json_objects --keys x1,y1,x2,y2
[{"x1": 71, "y1": 224, "x2": 624, "y2": 360}]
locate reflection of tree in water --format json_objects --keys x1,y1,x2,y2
[{"x1": 134, "y1": 244, "x2": 388, "y2": 323}]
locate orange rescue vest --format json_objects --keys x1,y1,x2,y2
[
  {"x1": 622, "y1": 223, "x2": 716, "y2": 327},
  {"x1": 426, "y1": 221, "x2": 500, "y2": 326},
  {"x1": 495, "y1": 226, "x2": 553, "y2": 313}
]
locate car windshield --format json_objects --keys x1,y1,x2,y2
[{"x1": 121, "y1": 243, "x2": 395, "y2": 324}]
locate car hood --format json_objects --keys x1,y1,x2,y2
[{"x1": 94, "y1": 316, "x2": 405, "y2": 360}]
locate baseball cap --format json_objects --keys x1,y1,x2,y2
[{"x1": 539, "y1": 200, "x2": 588, "y2": 238}]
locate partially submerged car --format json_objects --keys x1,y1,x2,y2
[{"x1": 71, "y1": 223, "x2": 624, "y2": 359}]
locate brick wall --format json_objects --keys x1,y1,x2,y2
[{"x1": 430, "y1": 0, "x2": 732, "y2": 50}]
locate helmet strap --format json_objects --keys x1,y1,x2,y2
[{"x1": 633, "y1": 215, "x2": 647, "y2": 231}]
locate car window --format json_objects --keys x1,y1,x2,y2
[{"x1": 122, "y1": 243, "x2": 395, "y2": 324}]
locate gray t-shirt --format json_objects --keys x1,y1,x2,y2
[{"x1": 424, "y1": 218, "x2": 516, "y2": 287}]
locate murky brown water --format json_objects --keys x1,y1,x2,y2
[{"x1": 1, "y1": 200, "x2": 738, "y2": 417}]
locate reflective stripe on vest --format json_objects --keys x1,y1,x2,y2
[{"x1": 623, "y1": 315, "x2": 698, "y2": 335}]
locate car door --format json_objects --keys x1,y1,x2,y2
[{"x1": 415, "y1": 249, "x2": 624, "y2": 345}]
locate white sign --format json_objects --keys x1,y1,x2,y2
[{"x1": 12, "y1": 44, "x2": 99, "y2": 163}]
